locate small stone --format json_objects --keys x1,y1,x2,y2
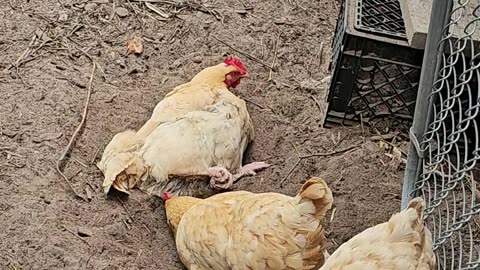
[
  {"x1": 32, "y1": 132, "x2": 63, "y2": 143},
  {"x1": 58, "y1": 13, "x2": 68, "y2": 22},
  {"x1": 77, "y1": 227, "x2": 93, "y2": 237},
  {"x1": 39, "y1": 194, "x2": 45, "y2": 199},
  {"x1": 192, "y1": 56, "x2": 202, "y2": 63},
  {"x1": 2, "y1": 129, "x2": 18, "y2": 138},
  {"x1": 115, "y1": 7, "x2": 129, "y2": 18},
  {"x1": 43, "y1": 199, "x2": 51, "y2": 204},
  {"x1": 84, "y1": 3, "x2": 97, "y2": 12}
]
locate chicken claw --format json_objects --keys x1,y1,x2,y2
[
  {"x1": 239, "y1": 162, "x2": 271, "y2": 176},
  {"x1": 208, "y1": 166, "x2": 234, "y2": 189}
]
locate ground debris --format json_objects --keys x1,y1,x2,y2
[
  {"x1": 127, "y1": 37, "x2": 144, "y2": 55},
  {"x1": 32, "y1": 132, "x2": 63, "y2": 143},
  {"x1": 116, "y1": 7, "x2": 129, "y2": 17}
]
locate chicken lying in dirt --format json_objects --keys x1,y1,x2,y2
[
  {"x1": 97, "y1": 56, "x2": 270, "y2": 196},
  {"x1": 164, "y1": 177, "x2": 333, "y2": 270},
  {"x1": 320, "y1": 197, "x2": 435, "y2": 270}
]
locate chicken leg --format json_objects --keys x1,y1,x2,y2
[{"x1": 208, "y1": 162, "x2": 271, "y2": 189}]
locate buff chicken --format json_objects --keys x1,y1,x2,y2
[
  {"x1": 97, "y1": 56, "x2": 270, "y2": 196},
  {"x1": 320, "y1": 197, "x2": 435, "y2": 270},
  {"x1": 163, "y1": 177, "x2": 334, "y2": 270}
]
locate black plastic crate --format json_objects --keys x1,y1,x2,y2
[{"x1": 324, "y1": 0, "x2": 424, "y2": 129}]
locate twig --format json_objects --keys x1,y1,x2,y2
[
  {"x1": 145, "y1": 2, "x2": 170, "y2": 18},
  {"x1": 127, "y1": 0, "x2": 145, "y2": 28},
  {"x1": 289, "y1": 141, "x2": 300, "y2": 156},
  {"x1": 212, "y1": 35, "x2": 277, "y2": 71},
  {"x1": 280, "y1": 143, "x2": 363, "y2": 186},
  {"x1": 310, "y1": 95, "x2": 324, "y2": 118},
  {"x1": 279, "y1": 158, "x2": 301, "y2": 187},
  {"x1": 66, "y1": 38, "x2": 107, "y2": 81},
  {"x1": 369, "y1": 132, "x2": 400, "y2": 142},
  {"x1": 142, "y1": 224, "x2": 151, "y2": 234},
  {"x1": 299, "y1": 143, "x2": 362, "y2": 159},
  {"x1": 5, "y1": 257, "x2": 18, "y2": 270},
  {"x1": 72, "y1": 157, "x2": 88, "y2": 168},
  {"x1": 318, "y1": 41, "x2": 324, "y2": 67},
  {"x1": 90, "y1": 147, "x2": 100, "y2": 165},
  {"x1": 3, "y1": 35, "x2": 36, "y2": 72},
  {"x1": 329, "y1": 207, "x2": 337, "y2": 223},
  {"x1": 243, "y1": 97, "x2": 266, "y2": 109},
  {"x1": 61, "y1": 225, "x2": 91, "y2": 246},
  {"x1": 268, "y1": 34, "x2": 280, "y2": 81},
  {"x1": 118, "y1": 198, "x2": 135, "y2": 221},
  {"x1": 56, "y1": 63, "x2": 96, "y2": 201}
]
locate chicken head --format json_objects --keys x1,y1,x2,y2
[
  {"x1": 163, "y1": 192, "x2": 202, "y2": 237},
  {"x1": 223, "y1": 56, "x2": 248, "y2": 88}
]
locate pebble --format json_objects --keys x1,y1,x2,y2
[
  {"x1": 115, "y1": 7, "x2": 129, "y2": 18},
  {"x1": 58, "y1": 13, "x2": 68, "y2": 22},
  {"x1": 192, "y1": 56, "x2": 203, "y2": 63},
  {"x1": 84, "y1": 3, "x2": 97, "y2": 12},
  {"x1": 77, "y1": 227, "x2": 93, "y2": 237}
]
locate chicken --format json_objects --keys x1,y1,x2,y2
[
  {"x1": 97, "y1": 56, "x2": 270, "y2": 195},
  {"x1": 136, "y1": 56, "x2": 249, "y2": 139},
  {"x1": 100, "y1": 99, "x2": 270, "y2": 196},
  {"x1": 163, "y1": 177, "x2": 334, "y2": 270},
  {"x1": 320, "y1": 197, "x2": 435, "y2": 270}
]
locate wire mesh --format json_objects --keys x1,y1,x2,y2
[{"x1": 408, "y1": 0, "x2": 480, "y2": 269}]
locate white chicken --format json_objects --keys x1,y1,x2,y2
[
  {"x1": 97, "y1": 56, "x2": 270, "y2": 196},
  {"x1": 100, "y1": 99, "x2": 269, "y2": 196}
]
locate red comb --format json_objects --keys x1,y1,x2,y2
[
  {"x1": 224, "y1": 56, "x2": 247, "y2": 74},
  {"x1": 162, "y1": 192, "x2": 172, "y2": 200}
]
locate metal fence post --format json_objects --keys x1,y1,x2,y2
[{"x1": 401, "y1": 0, "x2": 453, "y2": 209}]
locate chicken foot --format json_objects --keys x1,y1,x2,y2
[{"x1": 208, "y1": 162, "x2": 271, "y2": 189}]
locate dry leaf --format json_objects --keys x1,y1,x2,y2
[{"x1": 127, "y1": 37, "x2": 144, "y2": 55}]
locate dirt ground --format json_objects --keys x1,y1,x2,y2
[{"x1": 0, "y1": 0, "x2": 406, "y2": 269}]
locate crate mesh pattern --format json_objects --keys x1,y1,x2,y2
[
  {"x1": 354, "y1": 0, "x2": 407, "y2": 39},
  {"x1": 349, "y1": 56, "x2": 419, "y2": 121}
]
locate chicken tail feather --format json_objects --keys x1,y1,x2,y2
[
  {"x1": 97, "y1": 130, "x2": 147, "y2": 194},
  {"x1": 297, "y1": 177, "x2": 333, "y2": 219},
  {"x1": 407, "y1": 197, "x2": 436, "y2": 269}
]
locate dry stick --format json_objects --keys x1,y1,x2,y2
[
  {"x1": 3, "y1": 35, "x2": 36, "y2": 72},
  {"x1": 56, "y1": 63, "x2": 96, "y2": 201},
  {"x1": 279, "y1": 143, "x2": 363, "y2": 186},
  {"x1": 90, "y1": 147, "x2": 100, "y2": 165},
  {"x1": 279, "y1": 158, "x2": 302, "y2": 187},
  {"x1": 318, "y1": 41, "x2": 324, "y2": 67},
  {"x1": 268, "y1": 34, "x2": 280, "y2": 81},
  {"x1": 62, "y1": 225, "x2": 91, "y2": 246},
  {"x1": 243, "y1": 97, "x2": 266, "y2": 109},
  {"x1": 299, "y1": 143, "x2": 362, "y2": 159},
  {"x1": 117, "y1": 198, "x2": 135, "y2": 221},
  {"x1": 211, "y1": 35, "x2": 277, "y2": 71}
]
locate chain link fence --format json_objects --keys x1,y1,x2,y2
[{"x1": 402, "y1": 0, "x2": 480, "y2": 269}]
